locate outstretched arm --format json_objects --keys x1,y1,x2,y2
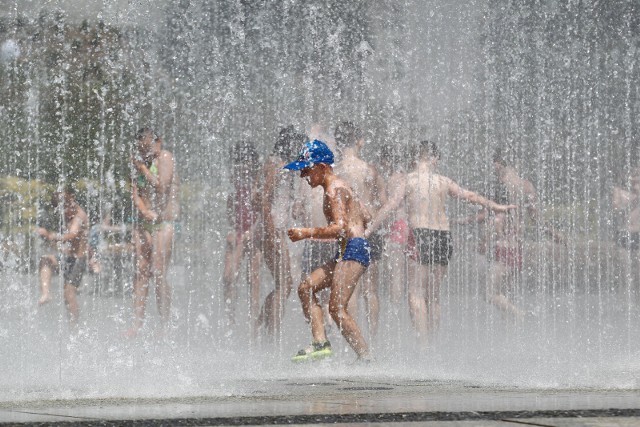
[
  {"x1": 365, "y1": 177, "x2": 406, "y2": 237},
  {"x1": 448, "y1": 180, "x2": 516, "y2": 213},
  {"x1": 451, "y1": 207, "x2": 489, "y2": 226},
  {"x1": 45, "y1": 213, "x2": 84, "y2": 242},
  {"x1": 287, "y1": 187, "x2": 349, "y2": 242}
]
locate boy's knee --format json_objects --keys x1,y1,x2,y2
[
  {"x1": 297, "y1": 279, "x2": 313, "y2": 300},
  {"x1": 297, "y1": 283, "x2": 308, "y2": 300}
]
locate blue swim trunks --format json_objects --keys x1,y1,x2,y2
[{"x1": 335, "y1": 237, "x2": 371, "y2": 267}]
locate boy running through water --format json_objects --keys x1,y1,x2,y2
[{"x1": 285, "y1": 140, "x2": 372, "y2": 362}]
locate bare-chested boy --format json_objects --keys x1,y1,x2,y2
[
  {"x1": 285, "y1": 140, "x2": 372, "y2": 362},
  {"x1": 367, "y1": 141, "x2": 516, "y2": 343},
  {"x1": 125, "y1": 127, "x2": 180, "y2": 338},
  {"x1": 37, "y1": 187, "x2": 89, "y2": 328},
  {"x1": 333, "y1": 121, "x2": 386, "y2": 338},
  {"x1": 294, "y1": 124, "x2": 337, "y2": 279}
]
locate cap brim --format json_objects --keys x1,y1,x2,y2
[{"x1": 283, "y1": 161, "x2": 311, "y2": 171}]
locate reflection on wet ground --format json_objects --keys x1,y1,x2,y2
[{"x1": 1, "y1": 377, "x2": 640, "y2": 425}]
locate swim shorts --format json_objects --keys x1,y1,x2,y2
[
  {"x1": 615, "y1": 231, "x2": 640, "y2": 251},
  {"x1": 63, "y1": 256, "x2": 86, "y2": 287},
  {"x1": 411, "y1": 228, "x2": 453, "y2": 266},
  {"x1": 368, "y1": 230, "x2": 386, "y2": 262},
  {"x1": 336, "y1": 237, "x2": 371, "y2": 267},
  {"x1": 302, "y1": 240, "x2": 337, "y2": 274}
]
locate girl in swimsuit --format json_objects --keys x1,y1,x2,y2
[{"x1": 222, "y1": 141, "x2": 262, "y2": 329}]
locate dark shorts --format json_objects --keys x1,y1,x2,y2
[
  {"x1": 368, "y1": 230, "x2": 386, "y2": 262},
  {"x1": 336, "y1": 237, "x2": 371, "y2": 268},
  {"x1": 63, "y1": 256, "x2": 86, "y2": 287},
  {"x1": 616, "y1": 231, "x2": 640, "y2": 251},
  {"x1": 412, "y1": 228, "x2": 453, "y2": 266},
  {"x1": 302, "y1": 240, "x2": 337, "y2": 275}
]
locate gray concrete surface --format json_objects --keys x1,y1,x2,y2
[{"x1": 1, "y1": 377, "x2": 639, "y2": 425}]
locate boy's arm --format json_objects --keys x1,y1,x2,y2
[
  {"x1": 288, "y1": 187, "x2": 348, "y2": 241},
  {"x1": 155, "y1": 151, "x2": 175, "y2": 196},
  {"x1": 365, "y1": 178, "x2": 406, "y2": 236},
  {"x1": 49, "y1": 214, "x2": 83, "y2": 242},
  {"x1": 449, "y1": 180, "x2": 515, "y2": 213},
  {"x1": 132, "y1": 182, "x2": 157, "y2": 223}
]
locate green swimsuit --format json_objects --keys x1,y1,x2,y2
[
  {"x1": 137, "y1": 162, "x2": 158, "y2": 188},
  {"x1": 137, "y1": 161, "x2": 166, "y2": 233}
]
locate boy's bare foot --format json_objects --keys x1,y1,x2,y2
[{"x1": 38, "y1": 294, "x2": 52, "y2": 305}]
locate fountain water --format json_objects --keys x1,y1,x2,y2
[{"x1": 0, "y1": 0, "x2": 639, "y2": 404}]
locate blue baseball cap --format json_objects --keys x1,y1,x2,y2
[{"x1": 283, "y1": 139, "x2": 334, "y2": 171}]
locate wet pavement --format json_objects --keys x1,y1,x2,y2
[{"x1": 1, "y1": 377, "x2": 639, "y2": 425}]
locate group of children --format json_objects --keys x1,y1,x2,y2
[
  {"x1": 37, "y1": 128, "x2": 179, "y2": 338},
  {"x1": 36, "y1": 123, "x2": 571, "y2": 362},
  {"x1": 222, "y1": 122, "x2": 572, "y2": 363}
]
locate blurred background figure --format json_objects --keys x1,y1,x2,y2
[
  {"x1": 256, "y1": 126, "x2": 305, "y2": 340},
  {"x1": 222, "y1": 140, "x2": 262, "y2": 331},
  {"x1": 126, "y1": 128, "x2": 180, "y2": 338},
  {"x1": 333, "y1": 121, "x2": 386, "y2": 340},
  {"x1": 37, "y1": 186, "x2": 89, "y2": 329}
]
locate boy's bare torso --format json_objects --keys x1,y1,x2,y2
[
  {"x1": 405, "y1": 166, "x2": 452, "y2": 231},
  {"x1": 322, "y1": 177, "x2": 370, "y2": 239}
]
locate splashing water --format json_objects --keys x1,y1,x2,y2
[{"x1": 0, "y1": 0, "x2": 639, "y2": 403}]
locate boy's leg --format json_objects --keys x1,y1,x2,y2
[
  {"x1": 425, "y1": 264, "x2": 446, "y2": 333},
  {"x1": 362, "y1": 262, "x2": 379, "y2": 338},
  {"x1": 38, "y1": 255, "x2": 58, "y2": 305},
  {"x1": 63, "y1": 284, "x2": 79, "y2": 327},
  {"x1": 408, "y1": 260, "x2": 427, "y2": 336},
  {"x1": 152, "y1": 224, "x2": 174, "y2": 329},
  {"x1": 328, "y1": 260, "x2": 369, "y2": 358},
  {"x1": 262, "y1": 229, "x2": 293, "y2": 336},
  {"x1": 62, "y1": 256, "x2": 86, "y2": 328},
  {"x1": 125, "y1": 228, "x2": 152, "y2": 337},
  {"x1": 409, "y1": 261, "x2": 446, "y2": 344},
  {"x1": 249, "y1": 248, "x2": 262, "y2": 338},
  {"x1": 222, "y1": 231, "x2": 243, "y2": 325},
  {"x1": 298, "y1": 261, "x2": 335, "y2": 343}
]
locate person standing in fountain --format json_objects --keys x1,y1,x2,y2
[
  {"x1": 285, "y1": 140, "x2": 372, "y2": 362},
  {"x1": 255, "y1": 126, "x2": 305, "y2": 338},
  {"x1": 125, "y1": 128, "x2": 180, "y2": 338},
  {"x1": 374, "y1": 143, "x2": 414, "y2": 309},
  {"x1": 454, "y1": 187, "x2": 526, "y2": 318},
  {"x1": 37, "y1": 187, "x2": 89, "y2": 329},
  {"x1": 333, "y1": 121, "x2": 386, "y2": 339},
  {"x1": 486, "y1": 150, "x2": 564, "y2": 318},
  {"x1": 366, "y1": 141, "x2": 516, "y2": 344},
  {"x1": 222, "y1": 141, "x2": 262, "y2": 330}
]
